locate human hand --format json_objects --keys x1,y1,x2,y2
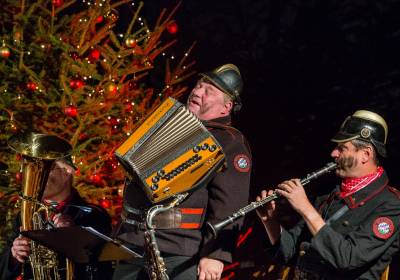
[
  {"x1": 256, "y1": 189, "x2": 278, "y2": 223},
  {"x1": 197, "y1": 257, "x2": 224, "y2": 280},
  {"x1": 52, "y1": 213, "x2": 74, "y2": 228},
  {"x1": 11, "y1": 236, "x2": 31, "y2": 263},
  {"x1": 275, "y1": 179, "x2": 311, "y2": 215}
]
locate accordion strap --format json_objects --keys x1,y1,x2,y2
[{"x1": 204, "y1": 121, "x2": 252, "y2": 155}]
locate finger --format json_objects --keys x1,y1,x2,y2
[
  {"x1": 15, "y1": 255, "x2": 26, "y2": 263},
  {"x1": 199, "y1": 271, "x2": 205, "y2": 280},
  {"x1": 277, "y1": 183, "x2": 291, "y2": 193},
  {"x1": 292, "y1": 178, "x2": 302, "y2": 186},
  {"x1": 275, "y1": 189, "x2": 288, "y2": 198},
  {"x1": 52, "y1": 213, "x2": 61, "y2": 223},
  {"x1": 14, "y1": 244, "x2": 30, "y2": 252},
  {"x1": 261, "y1": 190, "x2": 267, "y2": 198},
  {"x1": 14, "y1": 239, "x2": 29, "y2": 247},
  {"x1": 15, "y1": 248, "x2": 29, "y2": 258}
]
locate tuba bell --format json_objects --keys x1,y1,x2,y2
[{"x1": 8, "y1": 132, "x2": 74, "y2": 280}]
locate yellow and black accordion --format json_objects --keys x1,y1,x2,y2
[{"x1": 115, "y1": 98, "x2": 225, "y2": 203}]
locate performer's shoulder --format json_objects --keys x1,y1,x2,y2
[{"x1": 387, "y1": 185, "x2": 400, "y2": 200}]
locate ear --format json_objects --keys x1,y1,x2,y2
[
  {"x1": 223, "y1": 100, "x2": 233, "y2": 114},
  {"x1": 361, "y1": 146, "x2": 373, "y2": 163}
]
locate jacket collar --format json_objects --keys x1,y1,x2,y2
[
  {"x1": 339, "y1": 170, "x2": 389, "y2": 209},
  {"x1": 202, "y1": 116, "x2": 232, "y2": 127}
]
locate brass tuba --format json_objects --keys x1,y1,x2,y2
[{"x1": 8, "y1": 132, "x2": 73, "y2": 280}]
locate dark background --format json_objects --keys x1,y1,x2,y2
[
  {"x1": 140, "y1": 0, "x2": 400, "y2": 278},
  {"x1": 141, "y1": 0, "x2": 400, "y2": 278},
  {"x1": 141, "y1": 0, "x2": 400, "y2": 187}
]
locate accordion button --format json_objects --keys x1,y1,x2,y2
[
  {"x1": 202, "y1": 143, "x2": 209, "y2": 150},
  {"x1": 151, "y1": 184, "x2": 159, "y2": 191},
  {"x1": 157, "y1": 170, "x2": 165, "y2": 177},
  {"x1": 193, "y1": 146, "x2": 201, "y2": 153},
  {"x1": 209, "y1": 145, "x2": 217, "y2": 152},
  {"x1": 152, "y1": 176, "x2": 160, "y2": 183}
]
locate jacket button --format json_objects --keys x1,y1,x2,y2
[
  {"x1": 342, "y1": 220, "x2": 350, "y2": 226},
  {"x1": 299, "y1": 250, "x2": 306, "y2": 256}
]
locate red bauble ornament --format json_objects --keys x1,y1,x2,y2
[
  {"x1": 64, "y1": 105, "x2": 78, "y2": 117},
  {"x1": 69, "y1": 51, "x2": 80, "y2": 60},
  {"x1": 79, "y1": 132, "x2": 88, "y2": 140},
  {"x1": 99, "y1": 198, "x2": 111, "y2": 209},
  {"x1": 95, "y1": 16, "x2": 104, "y2": 23},
  {"x1": 88, "y1": 49, "x2": 100, "y2": 62},
  {"x1": 108, "y1": 116, "x2": 118, "y2": 126},
  {"x1": 75, "y1": 167, "x2": 81, "y2": 176},
  {"x1": 52, "y1": 0, "x2": 64, "y2": 8},
  {"x1": 124, "y1": 102, "x2": 133, "y2": 113},
  {"x1": 15, "y1": 275, "x2": 24, "y2": 280},
  {"x1": 15, "y1": 172, "x2": 23, "y2": 183},
  {"x1": 128, "y1": 80, "x2": 137, "y2": 90},
  {"x1": 69, "y1": 78, "x2": 84, "y2": 90},
  {"x1": 90, "y1": 173, "x2": 102, "y2": 185},
  {"x1": 0, "y1": 46, "x2": 11, "y2": 58},
  {"x1": 166, "y1": 22, "x2": 178, "y2": 34},
  {"x1": 26, "y1": 81, "x2": 38, "y2": 91}
]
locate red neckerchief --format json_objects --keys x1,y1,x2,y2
[
  {"x1": 43, "y1": 191, "x2": 74, "y2": 212},
  {"x1": 340, "y1": 166, "x2": 384, "y2": 198}
]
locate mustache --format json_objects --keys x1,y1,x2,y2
[{"x1": 336, "y1": 156, "x2": 358, "y2": 170}]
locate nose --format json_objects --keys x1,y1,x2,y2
[
  {"x1": 331, "y1": 148, "x2": 339, "y2": 158},
  {"x1": 191, "y1": 87, "x2": 202, "y2": 98}
]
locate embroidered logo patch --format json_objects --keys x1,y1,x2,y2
[
  {"x1": 373, "y1": 217, "x2": 395, "y2": 239},
  {"x1": 233, "y1": 154, "x2": 250, "y2": 172}
]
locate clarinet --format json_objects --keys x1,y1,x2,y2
[{"x1": 207, "y1": 162, "x2": 337, "y2": 238}]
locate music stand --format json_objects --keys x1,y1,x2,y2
[{"x1": 21, "y1": 226, "x2": 142, "y2": 263}]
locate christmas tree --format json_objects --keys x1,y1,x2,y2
[{"x1": 0, "y1": 0, "x2": 195, "y2": 251}]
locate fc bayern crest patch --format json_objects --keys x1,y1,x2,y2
[
  {"x1": 233, "y1": 154, "x2": 251, "y2": 172},
  {"x1": 373, "y1": 217, "x2": 395, "y2": 239}
]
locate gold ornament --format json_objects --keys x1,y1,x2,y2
[
  {"x1": 0, "y1": 45, "x2": 11, "y2": 58},
  {"x1": 125, "y1": 37, "x2": 136, "y2": 48},
  {"x1": 105, "y1": 82, "x2": 118, "y2": 98}
]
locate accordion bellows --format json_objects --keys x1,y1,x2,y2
[{"x1": 115, "y1": 98, "x2": 225, "y2": 203}]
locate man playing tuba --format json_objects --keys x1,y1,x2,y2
[{"x1": 0, "y1": 158, "x2": 113, "y2": 280}]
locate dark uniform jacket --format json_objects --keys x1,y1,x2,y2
[
  {"x1": 0, "y1": 188, "x2": 112, "y2": 280},
  {"x1": 268, "y1": 171, "x2": 400, "y2": 280},
  {"x1": 118, "y1": 115, "x2": 252, "y2": 263}
]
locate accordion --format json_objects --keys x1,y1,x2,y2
[{"x1": 115, "y1": 97, "x2": 225, "y2": 203}]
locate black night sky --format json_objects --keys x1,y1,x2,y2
[{"x1": 141, "y1": 0, "x2": 400, "y2": 278}]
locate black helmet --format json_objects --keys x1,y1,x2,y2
[
  {"x1": 199, "y1": 64, "x2": 243, "y2": 112},
  {"x1": 331, "y1": 110, "x2": 388, "y2": 157}
]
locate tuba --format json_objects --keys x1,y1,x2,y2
[{"x1": 8, "y1": 132, "x2": 73, "y2": 280}]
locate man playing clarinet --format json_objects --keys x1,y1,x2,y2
[{"x1": 257, "y1": 110, "x2": 400, "y2": 280}]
